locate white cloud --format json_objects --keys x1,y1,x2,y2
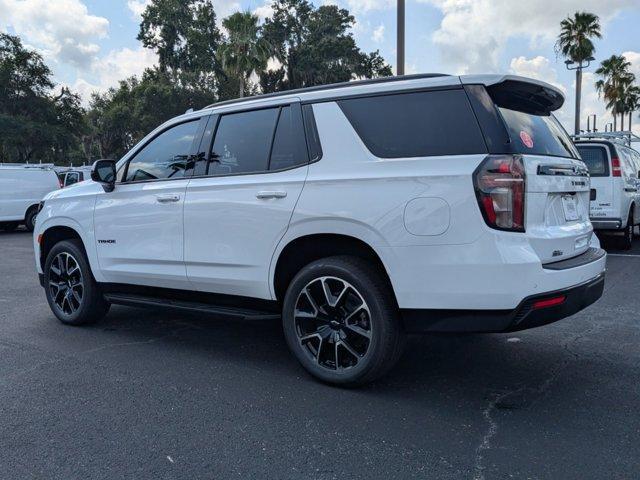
[
  {"x1": 0, "y1": 0, "x2": 109, "y2": 68},
  {"x1": 346, "y1": 0, "x2": 394, "y2": 13},
  {"x1": 372, "y1": 24, "x2": 385, "y2": 43},
  {"x1": 253, "y1": 1, "x2": 274, "y2": 20},
  {"x1": 420, "y1": 0, "x2": 639, "y2": 74},
  {"x1": 127, "y1": 0, "x2": 152, "y2": 19},
  {"x1": 623, "y1": 51, "x2": 640, "y2": 78},
  {"x1": 213, "y1": 0, "x2": 241, "y2": 20},
  {"x1": 509, "y1": 55, "x2": 566, "y2": 93},
  {"x1": 70, "y1": 46, "x2": 158, "y2": 104}
]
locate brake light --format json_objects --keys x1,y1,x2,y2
[
  {"x1": 611, "y1": 157, "x2": 622, "y2": 177},
  {"x1": 473, "y1": 155, "x2": 526, "y2": 232},
  {"x1": 532, "y1": 295, "x2": 566, "y2": 310}
]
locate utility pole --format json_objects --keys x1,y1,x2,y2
[
  {"x1": 397, "y1": 0, "x2": 405, "y2": 76},
  {"x1": 564, "y1": 56, "x2": 595, "y2": 135}
]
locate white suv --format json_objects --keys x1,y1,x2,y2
[{"x1": 34, "y1": 74, "x2": 606, "y2": 385}]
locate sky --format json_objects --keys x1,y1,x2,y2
[{"x1": 1, "y1": 0, "x2": 639, "y2": 134}]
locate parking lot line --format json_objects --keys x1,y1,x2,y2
[{"x1": 607, "y1": 254, "x2": 640, "y2": 258}]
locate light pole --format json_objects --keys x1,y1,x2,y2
[
  {"x1": 565, "y1": 56, "x2": 595, "y2": 135},
  {"x1": 397, "y1": 0, "x2": 405, "y2": 75}
]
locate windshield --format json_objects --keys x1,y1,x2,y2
[{"x1": 498, "y1": 108, "x2": 579, "y2": 159}]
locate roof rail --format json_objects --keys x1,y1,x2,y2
[
  {"x1": 572, "y1": 131, "x2": 640, "y2": 147},
  {"x1": 0, "y1": 162, "x2": 55, "y2": 169},
  {"x1": 203, "y1": 73, "x2": 450, "y2": 110}
]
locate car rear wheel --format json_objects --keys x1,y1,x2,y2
[
  {"x1": 44, "y1": 239, "x2": 110, "y2": 325},
  {"x1": 24, "y1": 206, "x2": 38, "y2": 232},
  {"x1": 282, "y1": 256, "x2": 405, "y2": 386}
]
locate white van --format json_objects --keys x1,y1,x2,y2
[
  {"x1": 0, "y1": 164, "x2": 60, "y2": 231},
  {"x1": 574, "y1": 133, "x2": 640, "y2": 249}
]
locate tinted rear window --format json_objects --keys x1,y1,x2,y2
[
  {"x1": 338, "y1": 89, "x2": 486, "y2": 158},
  {"x1": 497, "y1": 108, "x2": 579, "y2": 159},
  {"x1": 576, "y1": 145, "x2": 609, "y2": 177}
]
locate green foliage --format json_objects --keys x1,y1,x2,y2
[
  {"x1": 219, "y1": 11, "x2": 273, "y2": 98},
  {"x1": 595, "y1": 55, "x2": 636, "y2": 126},
  {"x1": 261, "y1": 0, "x2": 392, "y2": 91},
  {"x1": 87, "y1": 69, "x2": 217, "y2": 160},
  {"x1": 2, "y1": 0, "x2": 395, "y2": 163},
  {"x1": 556, "y1": 12, "x2": 601, "y2": 63},
  {"x1": 0, "y1": 33, "x2": 86, "y2": 164},
  {"x1": 138, "y1": 0, "x2": 221, "y2": 76}
]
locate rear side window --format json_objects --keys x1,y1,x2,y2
[
  {"x1": 210, "y1": 108, "x2": 279, "y2": 175},
  {"x1": 576, "y1": 145, "x2": 609, "y2": 177},
  {"x1": 269, "y1": 106, "x2": 308, "y2": 171},
  {"x1": 338, "y1": 90, "x2": 486, "y2": 158},
  {"x1": 497, "y1": 108, "x2": 579, "y2": 159}
]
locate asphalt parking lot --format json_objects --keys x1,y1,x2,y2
[{"x1": 1, "y1": 229, "x2": 639, "y2": 480}]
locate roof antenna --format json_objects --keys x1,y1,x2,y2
[{"x1": 185, "y1": 108, "x2": 194, "y2": 114}]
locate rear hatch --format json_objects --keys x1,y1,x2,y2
[
  {"x1": 463, "y1": 77, "x2": 593, "y2": 264},
  {"x1": 574, "y1": 143, "x2": 615, "y2": 219}
]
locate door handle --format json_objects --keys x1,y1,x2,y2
[
  {"x1": 256, "y1": 191, "x2": 287, "y2": 199},
  {"x1": 155, "y1": 194, "x2": 181, "y2": 203}
]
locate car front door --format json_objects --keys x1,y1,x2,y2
[
  {"x1": 184, "y1": 103, "x2": 310, "y2": 299},
  {"x1": 94, "y1": 117, "x2": 205, "y2": 289}
]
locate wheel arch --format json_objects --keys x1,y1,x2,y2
[
  {"x1": 24, "y1": 203, "x2": 39, "y2": 220},
  {"x1": 39, "y1": 226, "x2": 86, "y2": 271},
  {"x1": 271, "y1": 233, "x2": 397, "y2": 305}
]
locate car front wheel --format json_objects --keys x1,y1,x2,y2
[
  {"x1": 44, "y1": 239, "x2": 110, "y2": 325},
  {"x1": 282, "y1": 256, "x2": 405, "y2": 386}
]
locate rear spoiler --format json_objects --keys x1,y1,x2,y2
[{"x1": 460, "y1": 75, "x2": 564, "y2": 115}]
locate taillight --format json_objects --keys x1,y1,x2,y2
[
  {"x1": 611, "y1": 157, "x2": 622, "y2": 177},
  {"x1": 474, "y1": 155, "x2": 526, "y2": 232}
]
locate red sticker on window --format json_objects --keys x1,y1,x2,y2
[{"x1": 520, "y1": 131, "x2": 534, "y2": 149}]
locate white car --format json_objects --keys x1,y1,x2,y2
[
  {"x1": 574, "y1": 134, "x2": 640, "y2": 249},
  {"x1": 0, "y1": 163, "x2": 60, "y2": 232},
  {"x1": 34, "y1": 74, "x2": 606, "y2": 385}
]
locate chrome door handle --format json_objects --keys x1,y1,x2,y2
[
  {"x1": 155, "y1": 194, "x2": 181, "y2": 203},
  {"x1": 256, "y1": 191, "x2": 287, "y2": 199}
]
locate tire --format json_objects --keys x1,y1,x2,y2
[
  {"x1": 43, "y1": 239, "x2": 110, "y2": 325},
  {"x1": 24, "y1": 206, "x2": 38, "y2": 232},
  {"x1": 621, "y1": 211, "x2": 634, "y2": 250},
  {"x1": 282, "y1": 256, "x2": 405, "y2": 386},
  {"x1": 0, "y1": 222, "x2": 19, "y2": 232}
]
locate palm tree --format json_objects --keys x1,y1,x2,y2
[
  {"x1": 556, "y1": 12, "x2": 601, "y2": 134},
  {"x1": 625, "y1": 85, "x2": 640, "y2": 131},
  {"x1": 595, "y1": 55, "x2": 633, "y2": 131},
  {"x1": 218, "y1": 11, "x2": 272, "y2": 98}
]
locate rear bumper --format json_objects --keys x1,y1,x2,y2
[
  {"x1": 401, "y1": 272, "x2": 605, "y2": 333},
  {"x1": 591, "y1": 218, "x2": 622, "y2": 230}
]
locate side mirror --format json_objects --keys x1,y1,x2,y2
[{"x1": 91, "y1": 159, "x2": 116, "y2": 192}]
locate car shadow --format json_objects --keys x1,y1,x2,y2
[{"x1": 78, "y1": 302, "x2": 596, "y2": 403}]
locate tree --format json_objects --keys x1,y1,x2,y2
[
  {"x1": 624, "y1": 85, "x2": 640, "y2": 131},
  {"x1": 138, "y1": 0, "x2": 221, "y2": 78},
  {"x1": 0, "y1": 33, "x2": 86, "y2": 164},
  {"x1": 261, "y1": 0, "x2": 391, "y2": 92},
  {"x1": 556, "y1": 12, "x2": 601, "y2": 134},
  {"x1": 86, "y1": 68, "x2": 216, "y2": 160},
  {"x1": 595, "y1": 55, "x2": 634, "y2": 131},
  {"x1": 219, "y1": 12, "x2": 272, "y2": 98}
]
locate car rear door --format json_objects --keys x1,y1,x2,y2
[
  {"x1": 94, "y1": 117, "x2": 205, "y2": 289},
  {"x1": 183, "y1": 102, "x2": 309, "y2": 299},
  {"x1": 575, "y1": 143, "x2": 615, "y2": 221}
]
